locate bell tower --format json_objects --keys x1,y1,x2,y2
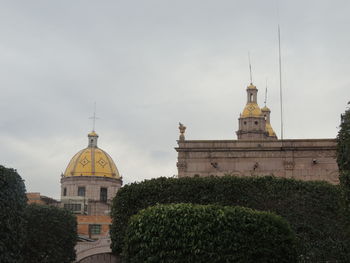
[
  {"x1": 236, "y1": 83, "x2": 268, "y2": 140},
  {"x1": 247, "y1": 84, "x2": 258, "y2": 104},
  {"x1": 262, "y1": 106, "x2": 278, "y2": 139}
]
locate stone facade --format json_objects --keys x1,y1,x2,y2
[
  {"x1": 61, "y1": 176, "x2": 122, "y2": 213},
  {"x1": 61, "y1": 176, "x2": 121, "y2": 201},
  {"x1": 176, "y1": 139, "x2": 339, "y2": 184}
]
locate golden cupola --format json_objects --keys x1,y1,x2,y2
[
  {"x1": 241, "y1": 83, "x2": 263, "y2": 118},
  {"x1": 237, "y1": 82, "x2": 277, "y2": 140},
  {"x1": 242, "y1": 103, "x2": 263, "y2": 118},
  {"x1": 261, "y1": 106, "x2": 277, "y2": 138},
  {"x1": 63, "y1": 131, "x2": 120, "y2": 178}
]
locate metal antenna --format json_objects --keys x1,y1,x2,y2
[
  {"x1": 264, "y1": 78, "x2": 268, "y2": 107},
  {"x1": 278, "y1": 25, "x2": 284, "y2": 141},
  {"x1": 89, "y1": 102, "x2": 99, "y2": 132},
  {"x1": 248, "y1": 52, "x2": 253, "y2": 84}
]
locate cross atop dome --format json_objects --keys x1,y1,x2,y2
[{"x1": 89, "y1": 102, "x2": 99, "y2": 133}]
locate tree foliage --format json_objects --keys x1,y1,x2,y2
[
  {"x1": 337, "y1": 102, "x2": 350, "y2": 225},
  {"x1": 23, "y1": 204, "x2": 77, "y2": 263},
  {"x1": 337, "y1": 102, "x2": 350, "y2": 171},
  {"x1": 111, "y1": 176, "x2": 349, "y2": 262},
  {"x1": 123, "y1": 203, "x2": 297, "y2": 263},
  {"x1": 0, "y1": 165, "x2": 27, "y2": 263}
]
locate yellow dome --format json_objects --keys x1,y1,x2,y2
[
  {"x1": 266, "y1": 123, "x2": 276, "y2": 137},
  {"x1": 64, "y1": 132, "x2": 120, "y2": 178},
  {"x1": 261, "y1": 106, "x2": 270, "y2": 112},
  {"x1": 247, "y1": 83, "x2": 257, "y2": 90},
  {"x1": 88, "y1": 131, "x2": 98, "y2": 137},
  {"x1": 241, "y1": 103, "x2": 262, "y2": 118}
]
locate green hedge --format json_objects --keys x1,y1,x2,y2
[
  {"x1": 23, "y1": 204, "x2": 77, "y2": 263},
  {"x1": 0, "y1": 165, "x2": 27, "y2": 263},
  {"x1": 337, "y1": 102, "x2": 350, "y2": 172},
  {"x1": 123, "y1": 203, "x2": 297, "y2": 263},
  {"x1": 111, "y1": 176, "x2": 350, "y2": 262},
  {"x1": 337, "y1": 103, "x2": 350, "y2": 222}
]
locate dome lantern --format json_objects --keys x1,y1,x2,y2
[
  {"x1": 246, "y1": 83, "x2": 258, "y2": 103},
  {"x1": 88, "y1": 131, "x2": 98, "y2": 147}
]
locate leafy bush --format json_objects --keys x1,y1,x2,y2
[
  {"x1": 337, "y1": 102, "x2": 350, "y2": 171},
  {"x1": 337, "y1": 102, "x2": 350, "y2": 221},
  {"x1": 23, "y1": 204, "x2": 77, "y2": 263},
  {"x1": 111, "y1": 176, "x2": 349, "y2": 262},
  {"x1": 123, "y1": 203, "x2": 297, "y2": 263},
  {"x1": 0, "y1": 165, "x2": 27, "y2": 263}
]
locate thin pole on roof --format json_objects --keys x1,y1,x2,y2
[
  {"x1": 278, "y1": 25, "x2": 284, "y2": 141},
  {"x1": 248, "y1": 52, "x2": 253, "y2": 84}
]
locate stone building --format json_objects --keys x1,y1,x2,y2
[
  {"x1": 61, "y1": 131, "x2": 122, "y2": 262},
  {"x1": 176, "y1": 82, "x2": 339, "y2": 184}
]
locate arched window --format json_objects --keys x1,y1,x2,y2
[{"x1": 250, "y1": 93, "x2": 253, "y2": 102}]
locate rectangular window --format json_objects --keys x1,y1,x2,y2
[
  {"x1": 63, "y1": 188, "x2": 67, "y2": 196},
  {"x1": 89, "y1": 224, "x2": 101, "y2": 235},
  {"x1": 100, "y1": 187, "x2": 107, "y2": 203},
  {"x1": 78, "y1": 187, "x2": 86, "y2": 197},
  {"x1": 64, "y1": 203, "x2": 82, "y2": 212}
]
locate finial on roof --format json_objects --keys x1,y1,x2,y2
[{"x1": 179, "y1": 122, "x2": 186, "y2": 141}]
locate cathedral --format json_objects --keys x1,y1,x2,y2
[
  {"x1": 61, "y1": 131, "x2": 122, "y2": 262},
  {"x1": 176, "y1": 82, "x2": 339, "y2": 184}
]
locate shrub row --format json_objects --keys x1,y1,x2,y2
[
  {"x1": 111, "y1": 176, "x2": 350, "y2": 262},
  {"x1": 0, "y1": 165, "x2": 27, "y2": 263},
  {"x1": 0, "y1": 165, "x2": 77, "y2": 263},
  {"x1": 337, "y1": 103, "x2": 350, "y2": 223},
  {"x1": 123, "y1": 203, "x2": 297, "y2": 263},
  {"x1": 24, "y1": 204, "x2": 77, "y2": 263}
]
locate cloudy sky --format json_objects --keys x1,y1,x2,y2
[{"x1": 0, "y1": 0, "x2": 349, "y2": 199}]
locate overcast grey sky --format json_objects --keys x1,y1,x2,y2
[{"x1": 0, "y1": 0, "x2": 349, "y2": 198}]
